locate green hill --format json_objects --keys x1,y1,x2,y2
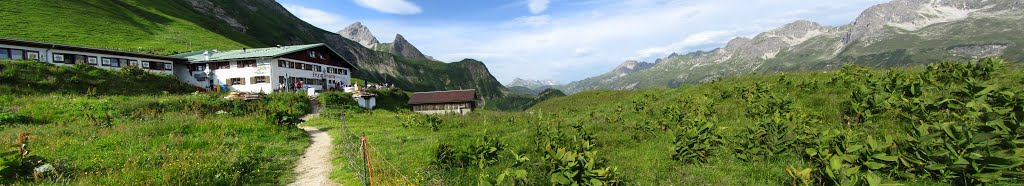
[
  {"x1": 0, "y1": 0, "x2": 510, "y2": 102},
  {"x1": 0, "y1": 59, "x2": 316, "y2": 184},
  {"x1": 0, "y1": 60, "x2": 193, "y2": 95},
  {"x1": 309, "y1": 58, "x2": 1024, "y2": 185}
]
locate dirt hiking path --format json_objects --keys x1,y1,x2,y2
[{"x1": 289, "y1": 100, "x2": 339, "y2": 186}]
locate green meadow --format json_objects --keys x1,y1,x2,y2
[
  {"x1": 0, "y1": 60, "x2": 312, "y2": 185},
  {"x1": 308, "y1": 58, "x2": 1024, "y2": 185}
]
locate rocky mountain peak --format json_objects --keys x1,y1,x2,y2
[
  {"x1": 390, "y1": 34, "x2": 430, "y2": 60},
  {"x1": 767, "y1": 20, "x2": 829, "y2": 43},
  {"x1": 612, "y1": 60, "x2": 654, "y2": 77},
  {"x1": 846, "y1": 0, "x2": 1014, "y2": 42},
  {"x1": 337, "y1": 22, "x2": 380, "y2": 49}
]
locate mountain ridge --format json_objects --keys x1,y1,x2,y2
[{"x1": 561, "y1": 0, "x2": 1024, "y2": 94}]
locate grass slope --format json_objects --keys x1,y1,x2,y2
[
  {"x1": 0, "y1": 0, "x2": 253, "y2": 55},
  {"x1": 0, "y1": 60, "x2": 314, "y2": 184},
  {"x1": 0, "y1": 61, "x2": 193, "y2": 95},
  {"x1": 310, "y1": 59, "x2": 1023, "y2": 185}
]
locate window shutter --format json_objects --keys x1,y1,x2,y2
[{"x1": 241, "y1": 78, "x2": 247, "y2": 85}]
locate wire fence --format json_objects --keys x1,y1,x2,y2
[{"x1": 333, "y1": 110, "x2": 417, "y2": 186}]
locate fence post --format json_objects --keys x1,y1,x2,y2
[{"x1": 361, "y1": 133, "x2": 372, "y2": 186}]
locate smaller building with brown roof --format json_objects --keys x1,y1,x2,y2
[{"x1": 408, "y1": 89, "x2": 478, "y2": 115}]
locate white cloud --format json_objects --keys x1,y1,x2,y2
[
  {"x1": 528, "y1": 0, "x2": 551, "y2": 14},
  {"x1": 636, "y1": 30, "x2": 735, "y2": 59},
  {"x1": 282, "y1": 4, "x2": 346, "y2": 31},
  {"x1": 353, "y1": 0, "x2": 422, "y2": 15},
  {"x1": 359, "y1": 0, "x2": 891, "y2": 83},
  {"x1": 507, "y1": 15, "x2": 552, "y2": 27},
  {"x1": 574, "y1": 48, "x2": 592, "y2": 57}
]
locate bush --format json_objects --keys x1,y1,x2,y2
[{"x1": 320, "y1": 92, "x2": 357, "y2": 110}]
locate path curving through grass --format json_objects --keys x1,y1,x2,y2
[{"x1": 289, "y1": 100, "x2": 339, "y2": 186}]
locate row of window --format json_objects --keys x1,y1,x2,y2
[
  {"x1": 278, "y1": 76, "x2": 326, "y2": 86},
  {"x1": 1, "y1": 47, "x2": 171, "y2": 70},
  {"x1": 276, "y1": 60, "x2": 348, "y2": 75},
  {"x1": 226, "y1": 76, "x2": 271, "y2": 86},
  {"x1": 0, "y1": 48, "x2": 41, "y2": 61},
  {"x1": 412, "y1": 103, "x2": 473, "y2": 111},
  {"x1": 191, "y1": 60, "x2": 259, "y2": 71},
  {"x1": 223, "y1": 76, "x2": 342, "y2": 87},
  {"x1": 51, "y1": 53, "x2": 171, "y2": 70}
]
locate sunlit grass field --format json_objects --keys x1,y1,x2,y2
[{"x1": 310, "y1": 59, "x2": 1023, "y2": 185}]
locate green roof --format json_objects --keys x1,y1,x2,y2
[{"x1": 173, "y1": 43, "x2": 357, "y2": 69}]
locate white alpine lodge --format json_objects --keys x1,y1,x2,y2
[{"x1": 0, "y1": 38, "x2": 356, "y2": 93}]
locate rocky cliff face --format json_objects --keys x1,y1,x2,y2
[
  {"x1": 563, "y1": 0, "x2": 1024, "y2": 94},
  {"x1": 338, "y1": 22, "x2": 380, "y2": 49},
  {"x1": 388, "y1": 34, "x2": 430, "y2": 60}
]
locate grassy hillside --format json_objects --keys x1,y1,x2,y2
[
  {"x1": 0, "y1": 59, "x2": 314, "y2": 184},
  {"x1": 0, "y1": 61, "x2": 194, "y2": 95},
  {"x1": 0, "y1": 0, "x2": 253, "y2": 55},
  {"x1": 310, "y1": 58, "x2": 1023, "y2": 185}
]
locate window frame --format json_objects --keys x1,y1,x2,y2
[
  {"x1": 109, "y1": 58, "x2": 121, "y2": 67},
  {"x1": 253, "y1": 76, "x2": 269, "y2": 84},
  {"x1": 0, "y1": 48, "x2": 8, "y2": 59},
  {"x1": 52, "y1": 54, "x2": 65, "y2": 62},
  {"x1": 24, "y1": 51, "x2": 38, "y2": 61},
  {"x1": 229, "y1": 78, "x2": 244, "y2": 85},
  {"x1": 10, "y1": 49, "x2": 24, "y2": 60}
]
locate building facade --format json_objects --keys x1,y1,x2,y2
[
  {"x1": 0, "y1": 38, "x2": 180, "y2": 74},
  {"x1": 173, "y1": 44, "x2": 356, "y2": 93},
  {"x1": 408, "y1": 90, "x2": 479, "y2": 115}
]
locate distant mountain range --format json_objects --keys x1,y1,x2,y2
[
  {"x1": 562, "y1": 0, "x2": 1024, "y2": 94},
  {"x1": 506, "y1": 78, "x2": 562, "y2": 95}
]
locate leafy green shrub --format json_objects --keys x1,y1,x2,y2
[
  {"x1": 924, "y1": 58, "x2": 1005, "y2": 85},
  {"x1": 671, "y1": 120, "x2": 719, "y2": 164},
  {"x1": 0, "y1": 133, "x2": 53, "y2": 182},
  {"x1": 320, "y1": 92, "x2": 357, "y2": 109},
  {"x1": 423, "y1": 115, "x2": 443, "y2": 131},
  {"x1": 434, "y1": 135, "x2": 505, "y2": 169},
  {"x1": 670, "y1": 96, "x2": 720, "y2": 164},
  {"x1": 803, "y1": 130, "x2": 898, "y2": 185},
  {"x1": 733, "y1": 112, "x2": 817, "y2": 162},
  {"x1": 740, "y1": 83, "x2": 793, "y2": 118},
  {"x1": 539, "y1": 124, "x2": 620, "y2": 185}
]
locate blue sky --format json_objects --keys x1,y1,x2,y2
[{"x1": 277, "y1": 0, "x2": 890, "y2": 84}]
